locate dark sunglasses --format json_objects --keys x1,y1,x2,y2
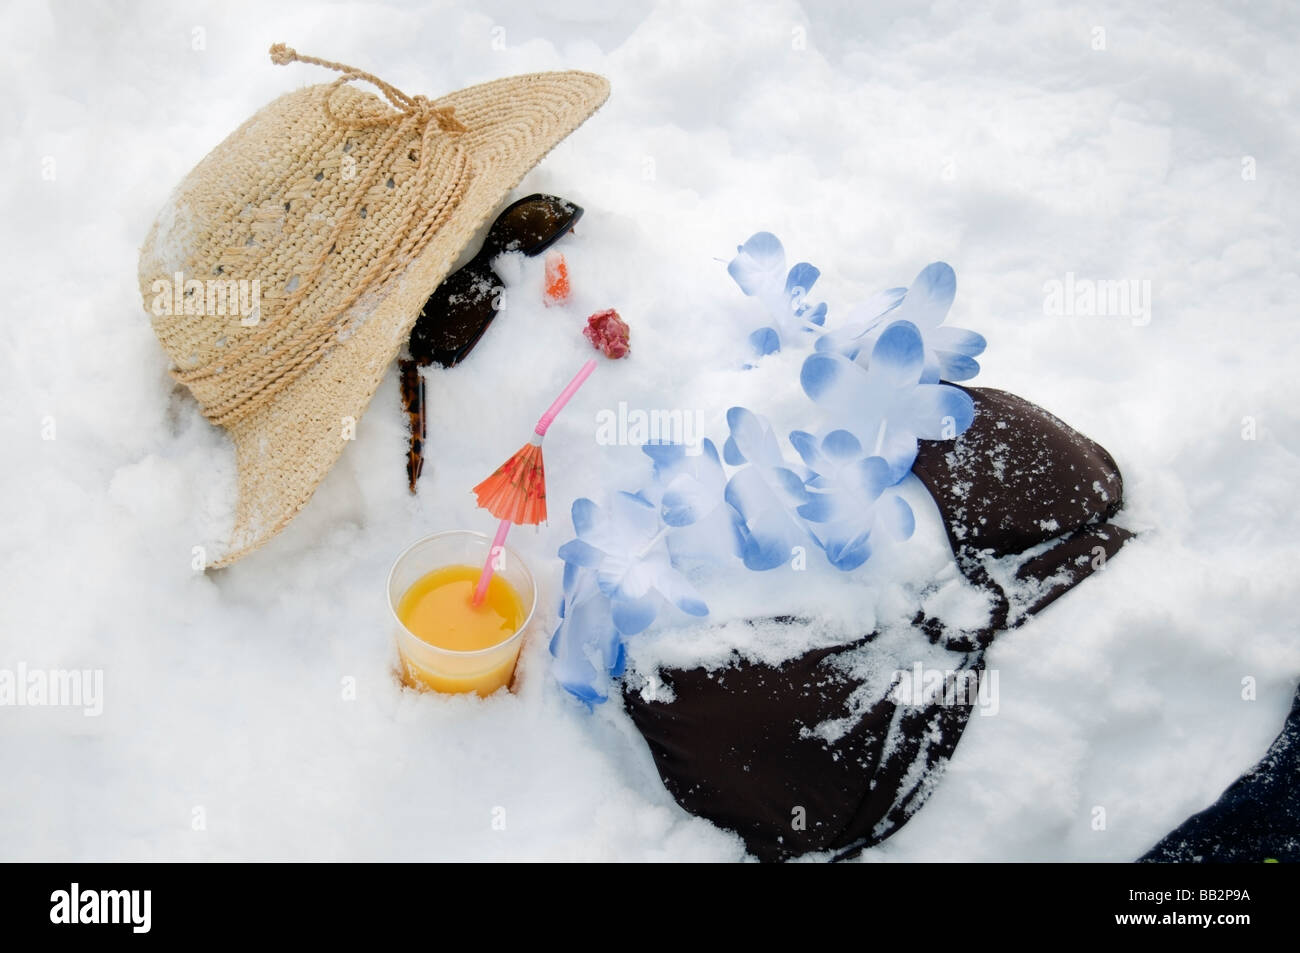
[
  {"x1": 401, "y1": 193, "x2": 583, "y2": 492},
  {"x1": 407, "y1": 193, "x2": 583, "y2": 368}
]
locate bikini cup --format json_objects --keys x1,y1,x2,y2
[{"x1": 622, "y1": 386, "x2": 1134, "y2": 861}]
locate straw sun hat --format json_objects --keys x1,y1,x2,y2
[{"x1": 137, "y1": 45, "x2": 610, "y2": 568}]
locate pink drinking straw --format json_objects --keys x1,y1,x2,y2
[{"x1": 470, "y1": 359, "x2": 597, "y2": 606}]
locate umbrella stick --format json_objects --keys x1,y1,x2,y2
[
  {"x1": 474, "y1": 517, "x2": 513, "y2": 605},
  {"x1": 472, "y1": 359, "x2": 597, "y2": 605}
]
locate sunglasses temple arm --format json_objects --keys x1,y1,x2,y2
[{"x1": 399, "y1": 359, "x2": 425, "y2": 493}]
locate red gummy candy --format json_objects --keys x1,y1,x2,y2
[
  {"x1": 584, "y1": 309, "x2": 630, "y2": 359},
  {"x1": 543, "y1": 250, "x2": 570, "y2": 305}
]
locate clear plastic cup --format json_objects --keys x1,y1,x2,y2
[{"x1": 387, "y1": 530, "x2": 537, "y2": 695}]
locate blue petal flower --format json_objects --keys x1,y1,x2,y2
[
  {"x1": 550, "y1": 566, "x2": 619, "y2": 705},
  {"x1": 554, "y1": 487, "x2": 714, "y2": 703},
  {"x1": 727, "y1": 231, "x2": 785, "y2": 296},
  {"x1": 788, "y1": 429, "x2": 820, "y2": 471},
  {"x1": 748, "y1": 327, "x2": 780, "y2": 356},
  {"x1": 822, "y1": 429, "x2": 863, "y2": 461},
  {"x1": 727, "y1": 232, "x2": 829, "y2": 352},
  {"x1": 722, "y1": 407, "x2": 812, "y2": 571},
  {"x1": 795, "y1": 492, "x2": 835, "y2": 523},
  {"x1": 642, "y1": 438, "x2": 743, "y2": 564},
  {"x1": 929, "y1": 325, "x2": 987, "y2": 355},
  {"x1": 816, "y1": 264, "x2": 984, "y2": 382},
  {"x1": 785, "y1": 262, "x2": 820, "y2": 300},
  {"x1": 879, "y1": 493, "x2": 916, "y2": 540},
  {"x1": 656, "y1": 439, "x2": 726, "y2": 527},
  {"x1": 813, "y1": 287, "x2": 906, "y2": 360},
  {"x1": 655, "y1": 551, "x2": 711, "y2": 608},
  {"x1": 665, "y1": 506, "x2": 744, "y2": 565},
  {"x1": 823, "y1": 530, "x2": 872, "y2": 571},
  {"x1": 789, "y1": 433, "x2": 915, "y2": 572},
  {"x1": 801, "y1": 321, "x2": 975, "y2": 483},
  {"x1": 936, "y1": 352, "x2": 980, "y2": 381},
  {"x1": 611, "y1": 593, "x2": 658, "y2": 635},
  {"x1": 928, "y1": 325, "x2": 988, "y2": 382},
  {"x1": 723, "y1": 406, "x2": 787, "y2": 468},
  {"x1": 556, "y1": 538, "x2": 604, "y2": 568},
  {"x1": 559, "y1": 492, "x2": 711, "y2": 641},
  {"x1": 892, "y1": 262, "x2": 956, "y2": 330},
  {"x1": 572, "y1": 497, "x2": 600, "y2": 537},
  {"x1": 641, "y1": 441, "x2": 686, "y2": 478},
  {"x1": 726, "y1": 471, "x2": 809, "y2": 570}
]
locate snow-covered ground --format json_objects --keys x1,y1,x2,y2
[{"x1": 2, "y1": 0, "x2": 1298, "y2": 861}]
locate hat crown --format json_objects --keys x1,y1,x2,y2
[
  {"x1": 139, "y1": 80, "x2": 469, "y2": 427},
  {"x1": 134, "y1": 43, "x2": 611, "y2": 567}
]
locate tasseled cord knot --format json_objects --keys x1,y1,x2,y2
[{"x1": 269, "y1": 42, "x2": 296, "y2": 66}]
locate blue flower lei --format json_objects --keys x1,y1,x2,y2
[{"x1": 551, "y1": 233, "x2": 986, "y2": 704}]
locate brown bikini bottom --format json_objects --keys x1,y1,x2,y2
[{"x1": 623, "y1": 386, "x2": 1133, "y2": 861}]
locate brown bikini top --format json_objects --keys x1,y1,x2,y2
[{"x1": 624, "y1": 386, "x2": 1134, "y2": 860}]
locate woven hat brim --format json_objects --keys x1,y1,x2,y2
[{"x1": 210, "y1": 70, "x2": 609, "y2": 568}]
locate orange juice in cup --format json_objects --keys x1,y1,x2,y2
[{"x1": 387, "y1": 531, "x2": 537, "y2": 695}]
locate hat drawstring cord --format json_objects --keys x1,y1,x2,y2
[{"x1": 269, "y1": 43, "x2": 467, "y2": 133}]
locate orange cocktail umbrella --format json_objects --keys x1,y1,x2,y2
[{"x1": 470, "y1": 359, "x2": 596, "y2": 604}]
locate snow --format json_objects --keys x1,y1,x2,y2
[{"x1": 2, "y1": 0, "x2": 1299, "y2": 861}]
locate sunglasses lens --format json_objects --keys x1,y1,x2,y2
[
  {"x1": 485, "y1": 195, "x2": 582, "y2": 256},
  {"x1": 408, "y1": 195, "x2": 583, "y2": 368},
  {"x1": 408, "y1": 260, "x2": 500, "y2": 367}
]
